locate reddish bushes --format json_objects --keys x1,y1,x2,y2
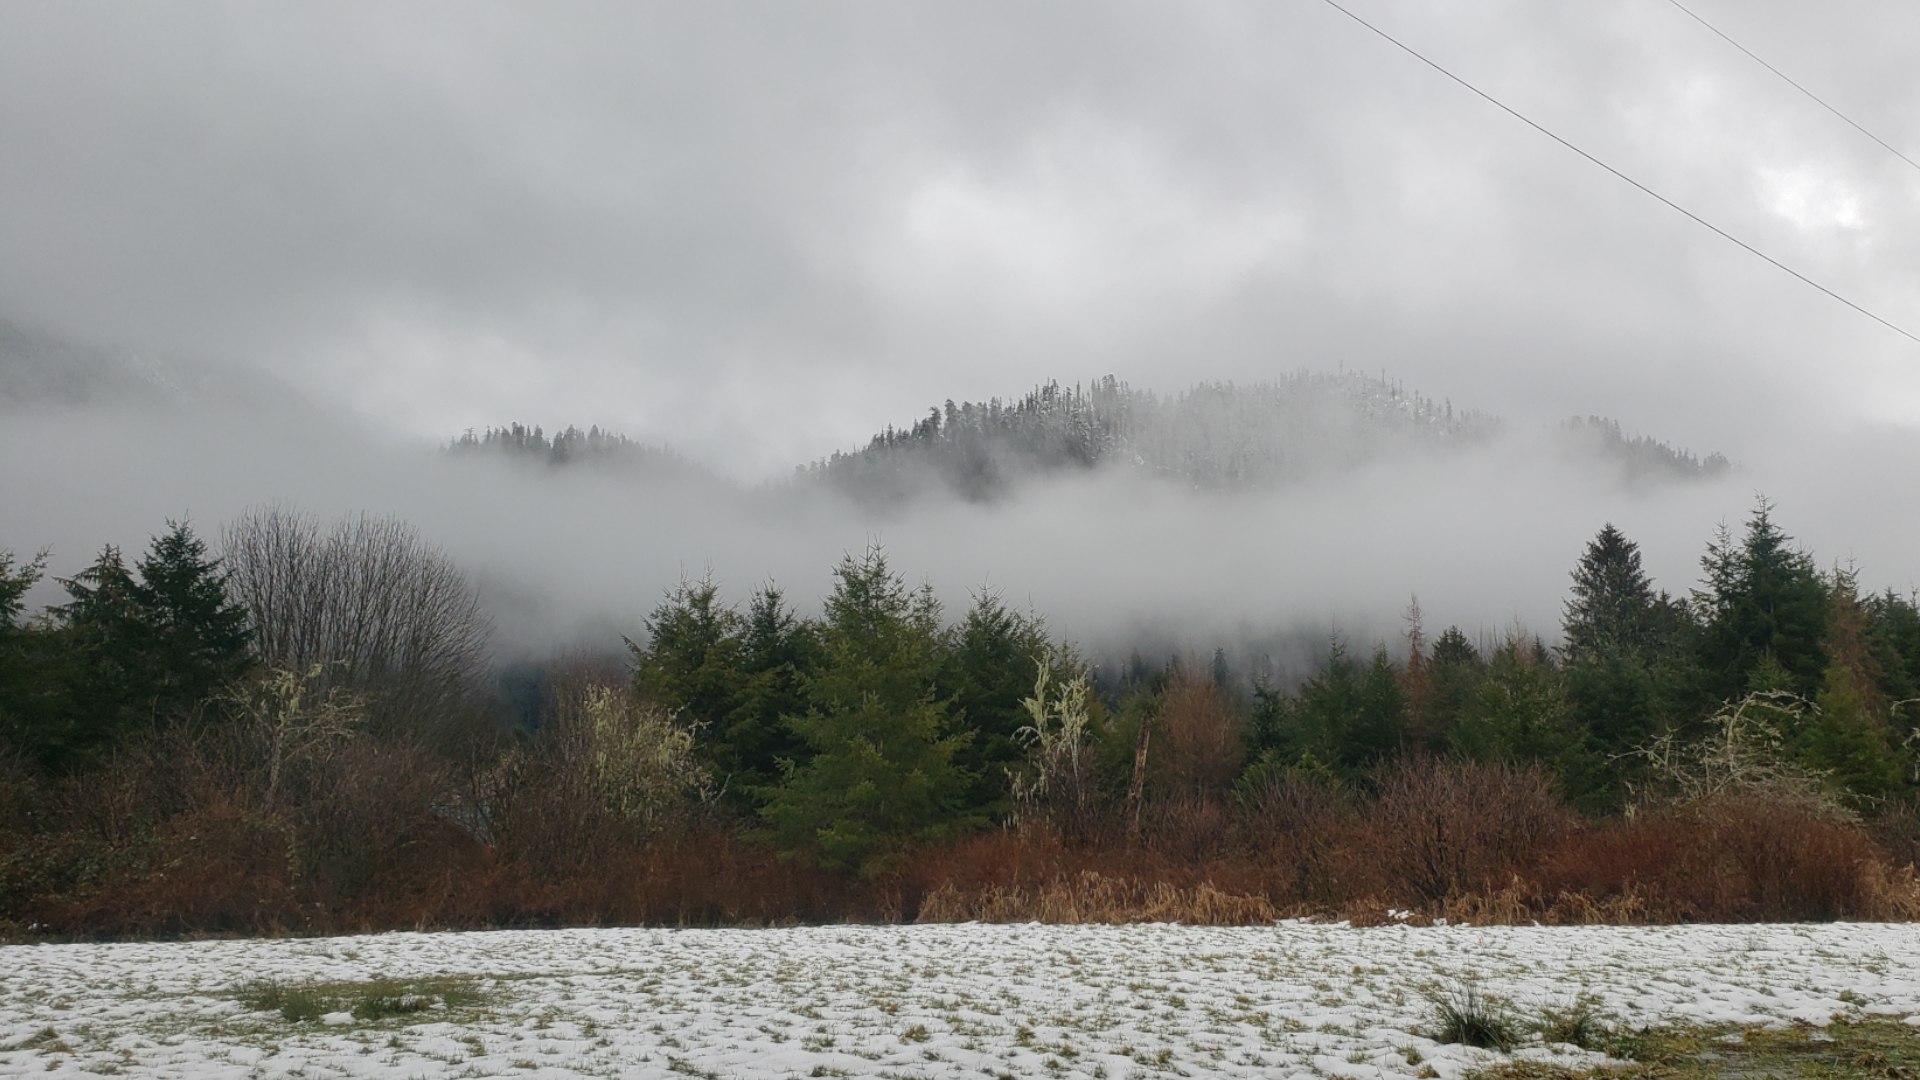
[
  {"x1": 1537, "y1": 796, "x2": 1913, "y2": 922},
  {"x1": 5, "y1": 751, "x2": 1916, "y2": 936}
]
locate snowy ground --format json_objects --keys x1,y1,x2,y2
[{"x1": 2, "y1": 922, "x2": 1916, "y2": 1080}]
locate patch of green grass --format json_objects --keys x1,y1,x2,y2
[
  {"x1": 1470, "y1": 1018, "x2": 1920, "y2": 1080},
  {"x1": 235, "y1": 977, "x2": 485, "y2": 1026},
  {"x1": 1534, "y1": 997, "x2": 1614, "y2": 1051},
  {"x1": 238, "y1": 982, "x2": 330, "y2": 1023}
]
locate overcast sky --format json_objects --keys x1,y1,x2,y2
[
  {"x1": 3, "y1": 0, "x2": 1916, "y2": 479},
  {"x1": 4, "y1": 1, "x2": 1920, "y2": 663}
]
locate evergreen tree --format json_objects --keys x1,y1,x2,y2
[
  {"x1": 1863, "y1": 589, "x2": 1920, "y2": 711},
  {"x1": 1449, "y1": 636, "x2": 1599, "y2": 805},
  {"x1": 1563, "y1": 524, "x2": 1661, "y2": 657},
  {"x1": 0, "y1": 549, "x2": 85, "y2": 772},
  {"x1": 1260, "y1": 639, "x2": 1405, "y2": 777},
  {"x1": 9, "y1": 523, "x2": 251, "y2": 770},
  {"x1": 630, "y1": 573, "x2": 748, "y2": 774},
  {"x1": 50, "y1": 545, "x2": 147, "y2": 749},
  {"x1": 720, "y1": 584, "x2": 819, "y2": 803},
  {"x1": 942, "y1": 589, "x2": 1053, "y2": 815},
  {"x1": 1693, "y1": 500, "x2": 1829, "y2": 700},
  {"x1": 759, "y1": 547, "x2": 976, "y2": 876},
  {"x1": 128, "y1": 521, "x2": 253, "y2": 713},
  {"x1": 0, "y1": 549, "x2": 45, "y2": 626},
  {"x1": 1425, "y1": 625, "x2": 1484, "y2": 743}
]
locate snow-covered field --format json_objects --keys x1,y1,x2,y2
[{"x1": 2, "y1": 922, "x2": 1916, "y2": 1080}]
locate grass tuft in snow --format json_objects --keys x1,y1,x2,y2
[
  {"x1": 1426, "y1": 980, "x2": 1519, "y2": 1052},
  {"x1": 1533, "y1": 996, "x2": 1613, "y2": 1051}
]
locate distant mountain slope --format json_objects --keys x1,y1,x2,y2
[
  {"x1": 0, "y1": 318, "x2": 310, "y2": 415},
  {"x1": 0, "y1": 319, "x2": 176, "y2": 408},
  {"x1": 798, "y1": 373, "x2": 1497, "y2": 503},
  {"x1": 797, "y1": 373, "x2": 1729, "y2": 503}
]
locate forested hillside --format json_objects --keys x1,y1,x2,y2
[
  {"x1": 797, "y1": 374, "x2": 1495, "y2": 502},
  {"x1": 448, "y1": 372, "x2": 1731, "y2": 502}
]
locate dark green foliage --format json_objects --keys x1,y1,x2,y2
[
  {"x1": 941, "y1": 590, "x2": 1052, "y2": 815},
  {"x1": 1424, "y1": 626, "x2": 1485, "y2": 740},
  {"x1": 1252, "y1": 640, "x2": 1405, "y2": 777},
  {"x1": 1563, "y1": 524, "x2": 1667, "y2": 658},
  {"x1": 1560, "y1": 524, "x2": 1703, "y2": 772},
  {"x1": 126, "y1": 522, "x2": 255, "y2": 713},
  {"x1": 1797, "y1": 570, "x2": 1904, "y2": 800},
  {"x1": 632, "y1": 574, "x2": 745, "y2": 736},
  {"x1": 631, "y1": 575, "x2": 748, "y2": 781},
  {"x1": 629, "y1": 577, "x2": 822, "y2": 807},
  {"x1": 725, "y1": 585, "x2": 820, "y2": 802},
  {"x1": 0, "y1": 549, "x2": 84, "y2": 771},
  {"x1": 1447, "y1": 637, "x2": 1604, "y2": 805},
  {"x1": 758, "y1": 547, "x2": 977, "y2": 876},
  {"x1": 1693, "y1": 500, "x2": 1830, "y2": 700},
  {"x1": 1864, "y1": 589, "x2": 1920, "y2": 709},
  {"x1": 0, "y1": 549, "x2": 44, "y2": 625},
  {"x1": 3, "y1": 522, "x2": 253, "y2": 772}
]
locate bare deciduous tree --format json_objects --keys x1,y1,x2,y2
[{"x1": 221, "y1": 506, "x2": 491, "y2": 739}]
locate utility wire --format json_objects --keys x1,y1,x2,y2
[
  {"x1": 1663, "y1": 0, "x2": 1920, "y2": 175},
  {"x1": 1314, "y1": 0, "x2": 1920, "y2": 346}
]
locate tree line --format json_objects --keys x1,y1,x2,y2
[{"x1": 2, "y1": 497, "x2": 1917, "y2": 931}]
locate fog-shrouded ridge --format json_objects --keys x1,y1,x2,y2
[{"x1": 9, "y1": 321, "x2": 1916, "y2": 689}]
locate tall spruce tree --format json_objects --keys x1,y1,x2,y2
[
  {"x1": 942, "y1": 589, "x2": 1053, "y2": 815},
  {"x1": 1693, "y1": 499, "x2": 1829, "y2": 699},
  {"x1": 630, "y1": 573, "x2": 748, "y2": 770},
  {"x1": 1559, "y1": 524, "x2": 1697, "y2": 772},
  {"x1": 129, "y1": 521, "x2": 253, "y2": 713},
  {"x1": 1563, "y1": 524, "x2": 1661, "y2": 657},
  {"x1": 759, "y1": 547, "x2": 975, "y2": 876},
  {"x1": 720, "y1": 584, "x2": 819, "y2": 804}
]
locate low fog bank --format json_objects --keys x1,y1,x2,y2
[{"x1": 8, "y1": 381, "x2": 1915, "y2": 689}]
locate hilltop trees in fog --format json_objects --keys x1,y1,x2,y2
[{"x1": 781, "y1": 376, "x2": 1726, "y2": 506}]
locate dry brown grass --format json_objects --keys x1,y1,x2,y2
[{"x1": 916, "y1": 871, "x2": 1277, "y2": 925}]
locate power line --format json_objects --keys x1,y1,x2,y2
[
  {"x1": 1663, "y1": 0, "x2": 1920, "y2": 175},
  {"x1": 1313, "y1": 0, "x2": 1920, "y2": 346}
]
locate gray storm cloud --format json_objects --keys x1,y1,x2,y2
[
  {"x1": 2, "y1": 0, "x2": 1917, "y2": 475},
  {"x1": 2, "y1": 1, "x2": 1917, "y2": 667}
]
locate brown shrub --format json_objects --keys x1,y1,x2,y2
[
  {"x1": 1143, "y1": 795, "x2": 1234, "y2": 862},
  {"x1": 1537, "y1": 795, "x2": 1900, "y2": 921},
  {"x1": 1869, "y1": 797, "x2": 1920, "y2": 871},
  {"x1": 1367, "y1": 758, "x2": 1573, "y2": 905},
  {"x1": 1234, "y1": 767, "x2": 1359, "y2": 904},
  {"x1": 1151, "y1": 664, "x2": 1244, "y2": 797}
]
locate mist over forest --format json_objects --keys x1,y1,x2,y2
[
  {"x1": 4, "y1": 0, "x2": 1919, "y2": 933},
  {"x1": 0, "y1": 315, "x2": 1767, "y2": 675}
]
